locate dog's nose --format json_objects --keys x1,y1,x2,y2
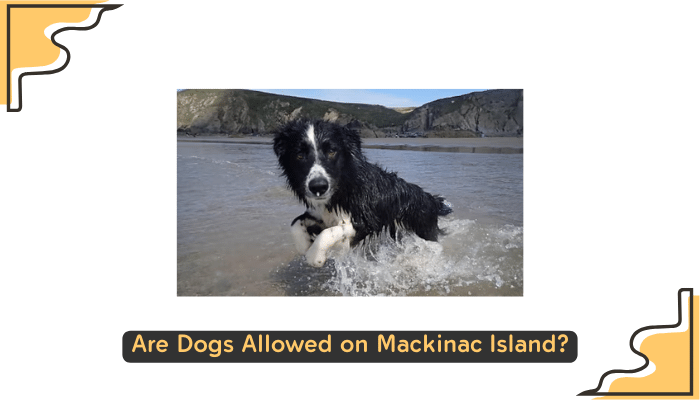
[{"x1": 308, "y1": 178, "x2": 329, "y2": 197}]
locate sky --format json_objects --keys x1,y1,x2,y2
[{"x1": 251, "y1": 89, "x2": 486, "y2": 107}]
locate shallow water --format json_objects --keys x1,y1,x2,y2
[{"x1": 177, "y1": 141, "x2": 523, "y2": 296}]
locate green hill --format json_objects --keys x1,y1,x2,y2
[{"x1": 177, "y1": 89, "x2": 523, "y2": 138}]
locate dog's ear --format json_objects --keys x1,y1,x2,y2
[
  {"x1": 342, "y1": 125, "x2": 364, "y2": 160},
  {"x1": 273, "y1": 119, "x2": 309, "y2": 159},
  {"x1": 273, "y1": 130, "x2": 286, "y2": 158},
  {"x1": 272, "y1": 122, "x2": 292, "y2": 158}
]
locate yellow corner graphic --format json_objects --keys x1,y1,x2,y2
[
  {"x1": 580, "y1": 288, "x2": 699, "y2": 398},
  {"x1": 0, "y1": 1, "x2": 121, "y2": 112}
]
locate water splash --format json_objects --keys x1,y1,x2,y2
[{"x1": 316, "y1": 218, "x2": 523, "y2": 296}]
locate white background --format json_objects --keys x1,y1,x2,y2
[{"x1": 1, "y1": 0, "x2": 698, "y2": 398}]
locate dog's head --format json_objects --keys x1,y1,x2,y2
[{"x1": 273, "y1": 119, "x2": 363, "y2": 207}]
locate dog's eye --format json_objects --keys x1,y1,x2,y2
[
  {"x1": 296, "y1": 153, "x2": 305, "y2": 160},
  {"x1": 327, "y1": 151, "x2": 336, "y2": 158}
]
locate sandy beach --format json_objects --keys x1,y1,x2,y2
[{"x1": 177, "y1": 136, "x2": 523, "y2": 154}]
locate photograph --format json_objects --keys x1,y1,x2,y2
[
  {"x1": 3, "y1": 0, "x2": 699, "y2": 398},
  {"x1": 177, "y1": 89, "x2": 523, "y2": 296}
]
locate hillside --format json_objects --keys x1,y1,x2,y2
[
  {"x1": 403, "y1": 89, "x2": 523, "y2": 138},
  {"x1": 177, "y1": 89, "x2": 523, "y2": 138}
]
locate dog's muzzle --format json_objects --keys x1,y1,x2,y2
[{"x1": 308, "y1": 177, "x2": 330, "y2": 197}]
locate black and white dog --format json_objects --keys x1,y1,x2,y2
[{"x1": 273, "y1": 119, "x2": 452, "y2": 267}]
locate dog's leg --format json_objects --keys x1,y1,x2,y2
[
  {"x1": 290, "y1": 212, "x2": 325, "y2": 254},
  {"x1": 305, "y1": 223, "x2": 356, "y2": 267},
  {"x1": 291, "y1": 218, "x2": 313, "y2": 254}
]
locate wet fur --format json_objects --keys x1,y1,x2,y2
[{"x1": 273, "y1": 119, "x2": 452, "y2": 266}]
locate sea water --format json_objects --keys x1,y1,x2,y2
[{"x1": 177, "y1": 141, "x2": 523, "y2": 296}]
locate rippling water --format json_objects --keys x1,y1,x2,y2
[{"x1": 177, "y1": 141, "x2": 523, "y2": 296}]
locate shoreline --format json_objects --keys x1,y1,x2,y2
[{"x1": 177, "y1": 136, "x2": 523, "y2": 154}]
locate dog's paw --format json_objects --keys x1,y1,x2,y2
[{"x1": 305, "y1": 246, "x2": 327, "y2": 268}]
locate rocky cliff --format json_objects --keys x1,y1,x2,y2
[
  {"x1": 402, "y1": 89, "x2": 523, "y2": 138},
  {"x1": 177, "y1": 89, "x2": 523, "y2": 138}
]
